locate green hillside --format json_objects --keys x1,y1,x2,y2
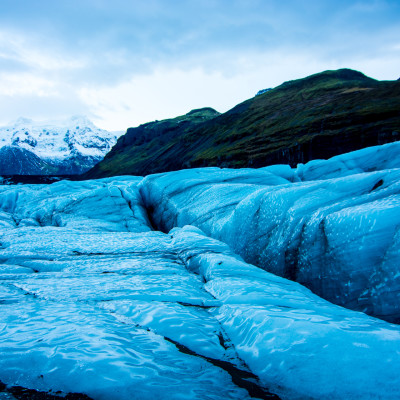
[{"x1": 83, "y1": 69, "x2": 400, "y2": 178}]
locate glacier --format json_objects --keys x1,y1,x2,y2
[
  {"x1": 0, "y1": 142, "x2": 400, "y2": 399},
  {"x1": 140, "y1": 141, "x2": 400, "y2": 323}
]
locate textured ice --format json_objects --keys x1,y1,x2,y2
[
  {"x1": 2, "y1": 219, "x2": 400, "y2": 399},
  {"x1": 140, "y1": 144, "x2": 400, "y2": 322},
  {"x1": 0, "y1": 176, "x2": 149, "y2": 233},
  {"x1": 296, "y1": 141, "x2": 400, "y2": 181},
  {"x1": 0, "y1": 179, "x2": 253, "y2": 399},
  {"x1": 172, "y1": 227, "x2": 400, "y2": 399},
  {"x1": 0, "y1": 300, "x2": 251, "y2": 400},
  {"x1": 2, "y1": 145, "x2": 400, "y2": 399}
]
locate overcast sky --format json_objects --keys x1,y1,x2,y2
[{"x1": 0, "y1": 0, "x2": 399, "y2": 131}]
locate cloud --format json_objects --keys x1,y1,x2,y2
[
  {"x1": 0, "y1": 30, "x2": 85, "y2": 72},
  {"x1": 76, "y1": 52, "x2": 338, "y2": 130},
  {"x1": 0, "y1": 92, "x2": 90, "y2": 126},
  {"x1": 0, "y1": 0, "x2": 399, "y2": 130}
]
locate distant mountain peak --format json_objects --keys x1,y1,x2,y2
[
  {"x1": 186, "y1": 107, "x2": 220, "y2": 116},
  {"x1": 0, "y1": 116, "x2": 122, "y2": 175},
  {"x1": 319, "y1": 68, "x2": 371, "y2": 80},
  {"x1": 277, "y1": 68, "x2": 376, "y2": 92}
]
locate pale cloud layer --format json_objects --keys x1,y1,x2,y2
[{"x1": 0, "y1": 0, "x2": 399, "y2": 130}]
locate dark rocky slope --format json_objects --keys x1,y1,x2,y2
[
  {"x1": 83, "y1": 69, "x2": 400, "y2": 178},
  {"x1": 0, "y1": 146, "x2": 58, "y2": 175}
]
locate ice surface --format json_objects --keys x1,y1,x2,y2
[
  {"x1": 0, "y1": 225, "x2": 250, "y2": 397},
  {"x1": 2, "y1": 214, "x2": 400, "y2": 399},
  {"x1": 296, "y1": 141, "x2": 400, "y2": 181},
  {"x1": 0, "y1": 177, "x2": 149, "y2": 233},
  {"x1": 172, "y1": 227, "x2": 400, "y2": 400},
  {"x1": 139, "y1": 144, "x2": 400, "y2": 322},
  {"x1": 0, "y1": 300, "x2": 252, "y2": 400},
  {"x1": 2, "y1": 143, "x2": 400, "y2": 399},
  {"x1": 0, "y1": 178, "x2": 255, "y2": 399}
]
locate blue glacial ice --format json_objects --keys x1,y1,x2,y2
[
  {"x1": 1, "y1": 142, "x2": 400, "y2": 399},
  {"x1": 140, "y1": 142, "x2": 400, "y2": 322}
]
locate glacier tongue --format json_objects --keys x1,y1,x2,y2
[
  {"x1": 1, "y1": 170, "x2": 400, "y2": 399},
  {"x1": 139, "y1": 142, "x2": 400, "y2": 323}
]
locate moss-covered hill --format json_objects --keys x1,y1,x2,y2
[{"x1": 83, "y1": 69, "x2": 400, "y2": 178}]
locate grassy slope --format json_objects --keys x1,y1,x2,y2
[{"x1": 84, "y1": 69, "x2": 400, "y2": 178}]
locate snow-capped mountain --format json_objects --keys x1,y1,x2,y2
[{"x1": 0, "y1": 116, "x2": 121, "y2": 175}]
